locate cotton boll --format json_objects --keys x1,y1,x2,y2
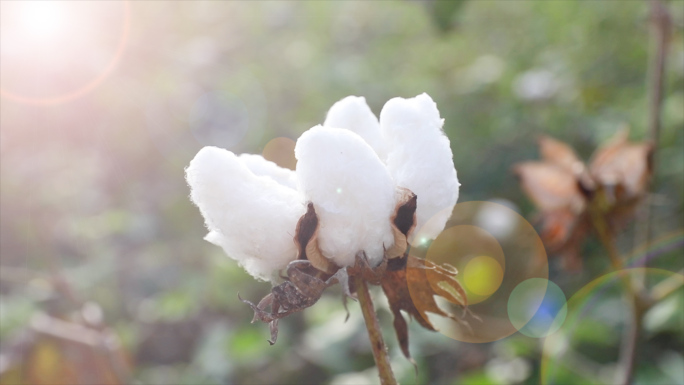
[
  {"x1": 380, "y1": 93, "x2": 459, "y2": 244},
  {"x1": 295, "y1": 126, "x2": 395, "y2": 267},
  {"x1": 324, "y1": 96, "x2": 387, "y2": 160},
  {"x1": 186, "y1": 146, "x2": 305, "y2": 281},
  {"x1": 239, "y1": 153, "x2": 298, "y2": 190}
]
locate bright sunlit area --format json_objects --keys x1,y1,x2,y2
[
  {"x1": 1, "y1": 1, "x2": 683, "y2": 385},
  {"x1": 0, "y1": 1, "x2": 127, "y2": 104}
]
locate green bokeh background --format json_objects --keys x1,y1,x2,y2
[{"x1": 1, "y1": 1, "x2": 683, "y2": 384}]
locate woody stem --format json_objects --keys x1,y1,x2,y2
[
  {"x1": 354, "y1": 275, "x2": 397, "y2": 385},
  {"x1": 592, "y1": 209, "x2": 648, "y2": 385}
]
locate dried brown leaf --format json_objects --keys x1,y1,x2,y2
[
  {"x1": 538, "y1": 135, "x2": 583, "y2": 172},
  {"x1": 514, "y1": 162, "x2": 585, "y2": 213},
  {"x1": 590, "y1": 141, "x2": 653, "y2": 200},
  {"x1": 380, "y1": 256, "x2": 467, "y2": 361},
  {"x1": 0, "y1": 313, "x2": 131, "y2": 385},
  {"x1": 538, "y1": 136, "x2": 595, "y2": 191}
]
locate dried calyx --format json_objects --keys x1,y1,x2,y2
[
  {"x1": 514, "y1": 129, "x2": 653, "y2": 271},
  {"x1": 241, "y1": 187, "x2": 468, "y2": 362}
]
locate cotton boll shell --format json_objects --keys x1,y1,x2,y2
[
  {"x1": 295, "y1": 126, "x2": 395, "y2": 267},
  {"x1": 186, "y1": 146, "x2": 305, "y2": 281},
  {"x1": 380, "y1": 93, "x2": 459, "y2": 244},
  {"x1": 293, "y1": 202, "x2": 339, "y2": 274},
  {"x1": 385, "y1": 187, "x2": 417, "y2": 259},
  {"x1": 239, "y1": 153, "x2": 298, "y2": 190},
  {"x1": 324, "y1": 96, "x2": 387, "y2": 161}
]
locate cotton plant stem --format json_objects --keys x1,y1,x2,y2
[
  {"x1": 354, "y1": 275, "x2": 397, "y2": 385},
  {"x1": 636, "y1": 0, "x2": 671, "y2": 260},
  {"x1": 597, "y1": 228, "x2": 642, "y2": 385},
  {"x1": 621, "y1": 4, "x2": 671, "y2": 383},
  {"x1": 646, "y1": 0, "x2": 669, "y2": 163},
  {"x1": 591, "y1": 211, "x2": 646, "y2": 385}
]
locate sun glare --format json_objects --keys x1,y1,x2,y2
[
  {"x1": 19, "y1": 2, "x2": 68, "y2": 40},
  {"x1": 1, "y1": 0, "x2": 130, "y2": 105}
]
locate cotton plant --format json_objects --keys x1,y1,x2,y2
[{"x1": 186, "y1": 93, "x2": 466, "y2": 384}]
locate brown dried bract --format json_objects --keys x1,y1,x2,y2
[
  {"x1": 386, "y1": 188, "x2": 418, "y2": 260},
  {"x1": 294, "y1": 202, "x2": 340, "y2": 275},
  {"x1": 243, "y1": 188, "x2": 469, "y2": 358},
  {"x1": 381, "y1": 256, "x2": 468, "y2": 362}
]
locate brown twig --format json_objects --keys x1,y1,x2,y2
[
  {"x1": 590, "y1": 197, "x2": 647, "y2": 385},
  {"x1": 354, "y1": 274, "x2": 397, "y2": 385},
  {"x1": 635, "y1": 0, "x2": 671, "y2": 261},
  {"x1": 620, "y1": 2, "x2": 671, "y2": 384},
  {"x1": 594, "y1": 219, "x2": 641, "y2": 385}
]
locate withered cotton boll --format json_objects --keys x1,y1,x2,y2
[
  {"x1": 323, "y1": 96, "x2": 387, "y2": 161},
  {"x1": 186, "y1": 147, "x2": 306, "y2": 281},
  {"x1": 295, "y1": 126, "x2": 395, "y2": 267},
  {"x1": 379, "y1": 93, "x2": 459, "y2": 245}
]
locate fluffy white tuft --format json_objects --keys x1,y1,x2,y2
[
  {"x1": 186, "y1": 146, "x2": 305, "y2": 281},
  {"x1": 324, "y1": 96, "x2": 387, "y2": 161},
  {"x1": 295, "y1": 126, "x2": 395, "y2": 267},
  {"x1": 379, "y1": 93, "x2": 459, "y2": 244},
  {"x1": 239, "y1": 153, "x2": 298, "y2": 190}
]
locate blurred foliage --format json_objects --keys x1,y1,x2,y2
[{"x1": 1, "y1": 1, "x2": 683, "y2": 384}]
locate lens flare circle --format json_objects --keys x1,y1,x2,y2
[
  {"x1": 541, "y1": 268, "x2": 684, "y2": 385},
  {"x1": 407, "y1": 201, "x2": 549, "y2": 343},
  {"x1": 425, "y1": 224, "x2": 505, "y2": 306},
  {"x1": 262, "y1": 137, "x2": 297, "y2": 170},
  {"x1": 0, "y1": 1, "x2": 130, "y2": 105},
  {"x1": 463, "y1": 255, "x2": 504, "y2": 296},
  {"x1": 508, "y1": 278, "x2": 567, "y2": 338}
]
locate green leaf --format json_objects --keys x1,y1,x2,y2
[{"x1": 426, "y1": 0, "x2": 468, "y2": 33}]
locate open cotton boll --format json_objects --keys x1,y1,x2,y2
[
  {"x1": 379, "y1": 93, "x2": 459, "y2": 245},
  {"x1": 239, "y1": 153, "x2": 298, "y2": 190},
  {"x1": 186, "y1": 146, "x2": 305, "y2": 281},
  {"x1": 295, "y1": 126, "x2": 395, "y2": 267},
  {"x1": 323, "y1": 96, "x2": 387, "y2": 161}
]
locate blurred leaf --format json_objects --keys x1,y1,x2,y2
[
  {"x1": 572, "y1": 318, "x2": 620, "y2": 347},
  {"x1": 1, "y1": 314, "x2": 130, "y2": 385},
  {"x1": 193, "y1": 323, "x2": 233, "y2": 380},
  {"x1": 426, "y1": 0, "x2": 468, "y2": 33},
  {"x1": 27, "y1": 341, "x2": 75, "y2": 385},
  {"x1": 500, "y1": 336, "x2": 537, "y2": 358},
  {"x1": 156, "y1": 290, "x2": 199, "y2": 322},
  {"x1": 457, "y1": 370, "x2": 501, "y2": 385},
  {"x1": 229, "y1": 327, "x2": 271, "y2": 365},
  {"x1": 644, "y1": 290, "x2": 684, "y2": 334},
  {"x1": 657, "y1": 351, "x2": 684, "y2": 385},
  {"x1": 0, "y1": 296, "x2": 36, "y2": 337}
]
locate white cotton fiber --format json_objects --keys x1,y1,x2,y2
[
  {"x1": 239, "y1": 153, "x2": 298, "y2": 190},
  {"x1": 186, "y1": 147, "x2": 305, "y2": 281},
  {"x1": 295, "y1": 126, "x2": 395, "y2": 267},
  {"x1": 379, "y1": 93, "x2": 459, "y2": 244},
  {"x1": 324, "y1": 96, "x2": 387, "y2": 161}
]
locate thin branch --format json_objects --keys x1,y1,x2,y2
[
  {"x1": 635, "y1": 0, "x2": 671, "y2": 261},
  {"x1": 354, "y1": 274, "x2": 397, "y2": 385},
  {"x1": 594, "y1": 222, "x2": 640, "y2": 385},
  {"x1": 591, "y1": 204, "x2": 647, "y2": 385},
  {"x1": 621, "y1": 3, "x2": 671, "y2": 383}
]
